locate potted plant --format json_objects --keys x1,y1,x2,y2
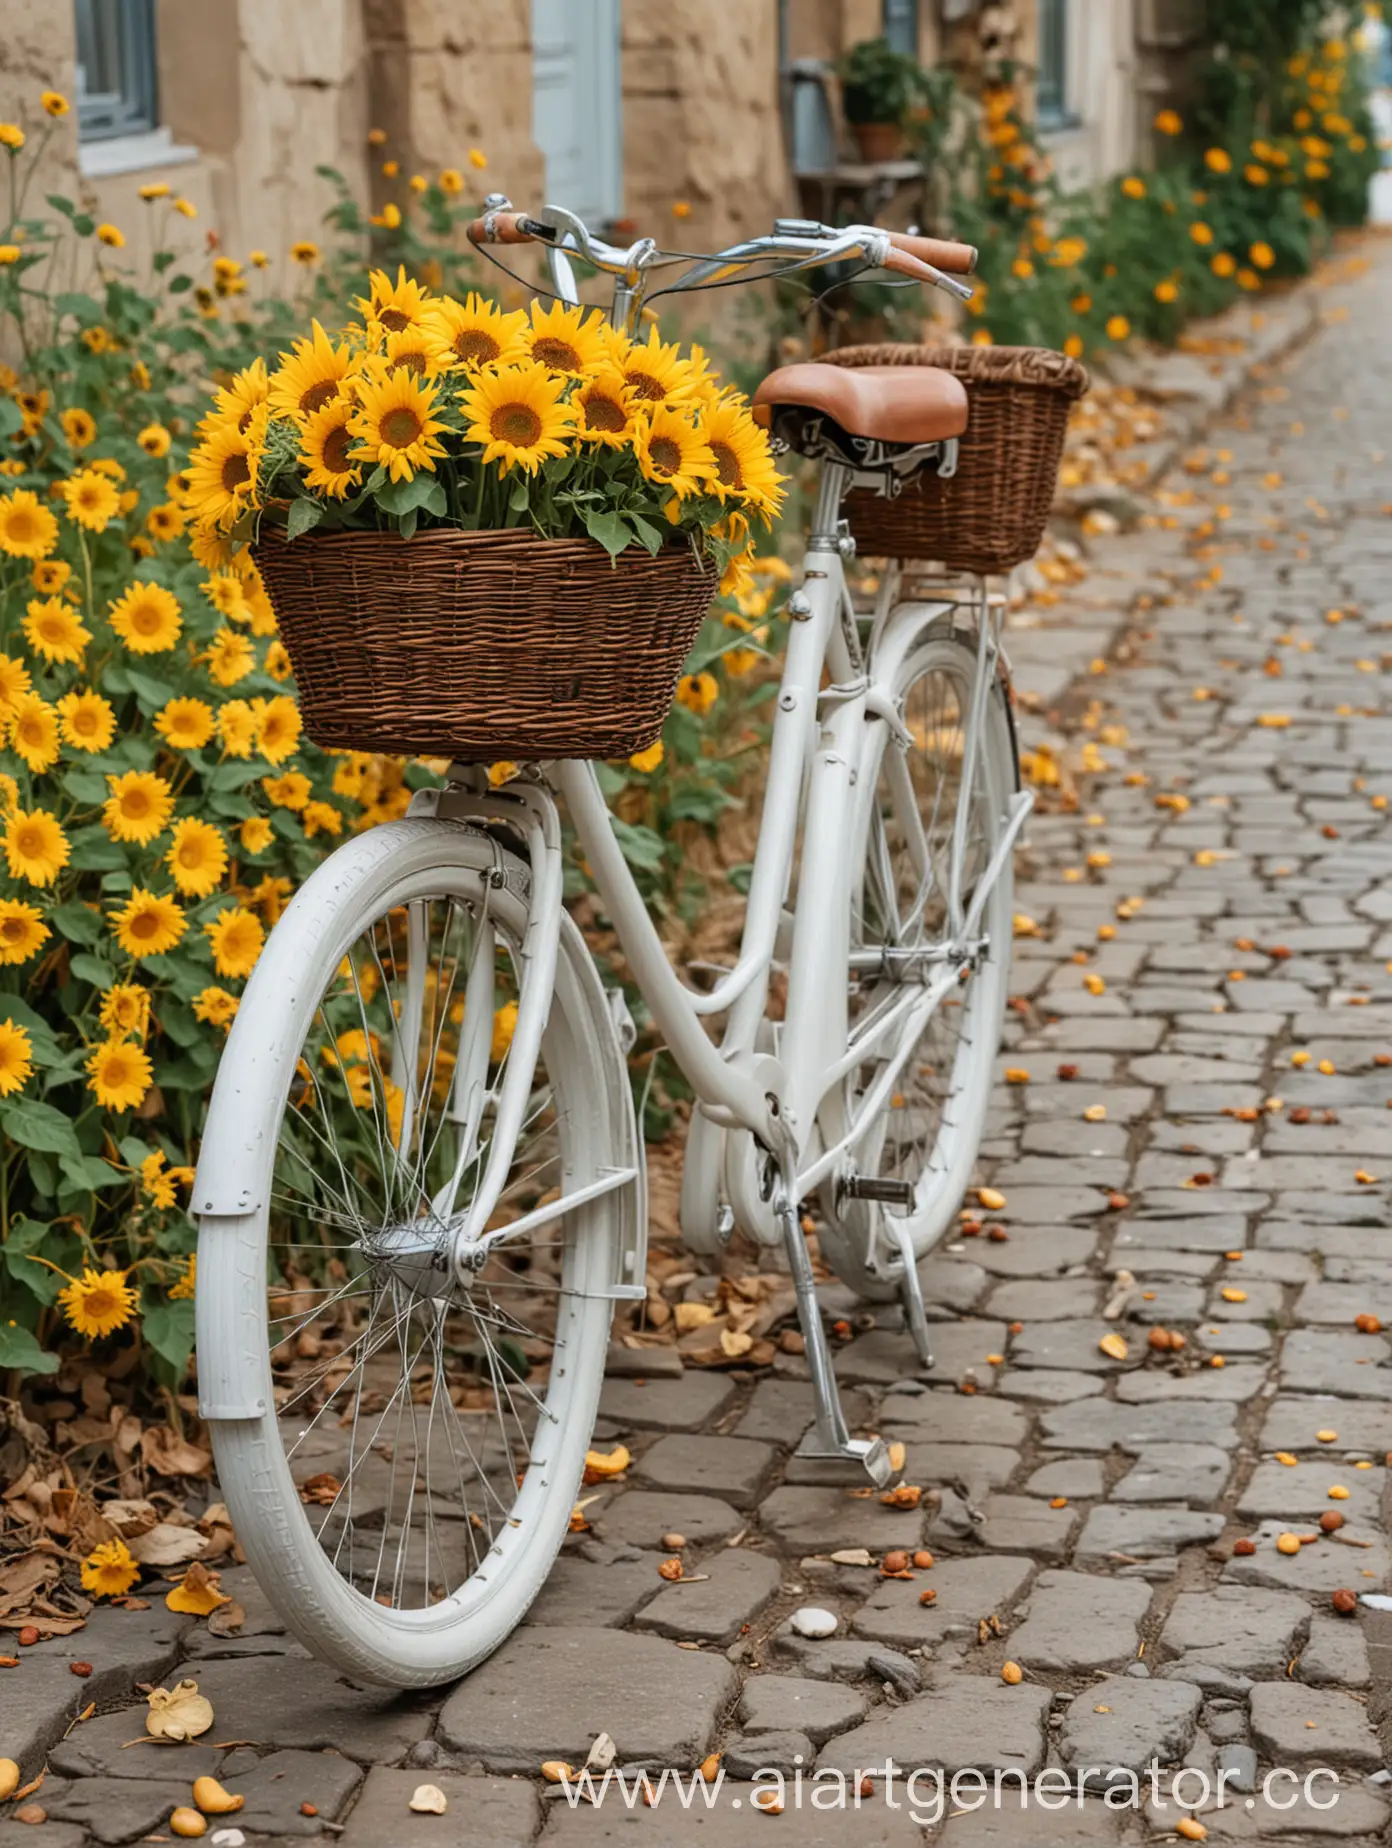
[{"x1": 840, "y1": 36, "x2": 928, "y2": 162}]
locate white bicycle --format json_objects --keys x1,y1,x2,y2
[{"x1": 193, "y1": 202, "x2": 1031, "y2": 1686}]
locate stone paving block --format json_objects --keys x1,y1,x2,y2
[
  {"x1": 759, "y1": 1486, "x2": 925, "y2": 1554},
  {"x1": 0, "y1": 1828, "x2": 86, "y2": 1848},
  {"x1": 1110, "y1": 1444, "x2": 1231, "y2": 1506},
  {"x1": 816, "y1": 1676, "x2": 1051, "y2": 1777},
  {"x1": 976, "y1": 1493, "x2": 1078, "y2": 1560},
  {"x1": 1300, "y1": 1613, "x2": 1370, "y2": 1688},
  {"x1": 770, "y1": 1635, "x2": 919, "y2": 1687},
  {"x1": 837, "y1": 1321, "x2": 1008, "y2": 1386},
  {"x1": 596, "y1": 1491, "x2": 744, "y2": 1548},
  {"x1": 1041, "y1": 1399, "x2": 1239, "y2": 1453},
  {"x1": 1247, "y1": 1681, "x2": 1383, "y2": 1770},
  {"x1": 598, "y1": 1374, "x2": 737, "y2": 1433},
  {"x1": 525, "y1": 1556, "x2": 662, "y2": 1629},
  {"x1": 733, "y1": 1379, "x2": 870, "y2": 1443},
  {"x1": 539, "y1": 1793, "x2": 929, "y2": 1844},
  {"x1": 437, "y1": 1628, "x2": 736, "y2": 1771},
  {"x1": 3, "y1": 1604, "x2": 191, "y2": 1770},
  {"x1": 998, "y1": 1369, "x2": 1106, "y2": 1403},
  {"x1": 634, "y1": 1548, "x2": 781, "y2": 1643},
  {"x1": 1259, "y1": 1394, "x2": 1392, "y2": 1453},
  {"x1": 1279, "y1": 1329, "x2": 1392, "y2": 1398},
  {"x1": 39, "y1": 1776, "x2": 193, "y2": 1845},
  {"x1": 1113, "y1": 1364, "x2": 1268, "y2": 1403},
  {"x1": 851, "y1": 1556, "x2": 1034, "y2": 1648},
  {"x1": 218, "y1": 1745, "x2": 364, "y2": 1833},
  {"x1": 1158, "y1": 1586, "x2": 1310, "y2": 1678},
  {"x1": 875, "y1": 1390, "x2": 1027, "y2": 1446},
  {"x1": 737, "y1": 1673, "x2": 867, "y2": 1744},
  {"x1": 1236, "y1": 1460, "x2": 1383, "y2": 1525},
  {"x1": 339, "y1": 1769, "x2": 540, "y2": 1847},
  {"x1": 1007, "y1": 1570, "x2": 1154, "y2": 1674},
  {"x1": 936, "y1": 1804, "x2": 1132, "y2": 1846},
  {"x1": 1024, "y1": 1458, "x2": 1104, "y2": 1499},
  {"x1": 167, "y1": 1654, "x2": 438, "y2": 1763},
  {"x1": 967, "y1": 1226, "x2": 1101, "y2": 1277},
  {"x1": 47, "y1": 1708, "x2": 226, "y2": 1782},
  {"x1": 632, "y1": 1434, "x2": 777, "y2": 1509},
  {"x1": 1058, "y1": 1676, "x2": 1201, "y2": 1774},
  {"x1": 1007, "y1": 1319, "x2": 1127, "y2": 1373},
  {"x1": 1179, "y1": 1783, "x2": 1390, "y2": 1839},
  {"x1": 1221, "y1": 1520, "x2": 1392, "y2": 1592}
]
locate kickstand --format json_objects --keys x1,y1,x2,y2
[
  {"x1": 890, "y1": 1217, "x2": 935, "y2": 1372},
  {"x1": 771, "y1": 1151, "x2": 892, "y2": 1488}
]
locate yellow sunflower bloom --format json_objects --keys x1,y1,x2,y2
[
  {"x1": 60, "y1": 406, "x2": 98, "y2": 449},
  {"x1": 302, "y1": 800, "x2": 343, "y2": 839},
  {"x1": 99, "y1": 982, "x2": 151, "y2": 1041},
  {"x1": 185, "y1": 403, "x2": 268, "y2": 530},
  {"x1": 107, "y1": 579, "x2": 183, "y2": 654},
  {"x1": 636, "y1": 405, "x2": 717, "y2": 501},
  {"x1": 420, "y1": 291, "x2": 529, "y2": 373},
  {"x1": 0, "y1": 1016, "x2": 33, "y2": 1097},
  {"x1": 140, "y1": 1150, "x2": 177, "y2": 1209},
  {"x1": 348, "y1": 366, "x2": 449, "y2": 482},
  {"x1": 200, "y1": 358, "x2": 269, "y2": 435},
  {"x1": 22, "y1": 596, "x2": 91, "y2": 666},
  {"x1": 4, "y1": 805, "x2": 69, "y2": 885},
  {"x1": 1212, "y1": 251, "x2": 1238, "y2": 277},
  {"x1": 146, "y1": 502, "x2": 185, "y2": 543},
  {"x1": 298, "y1": 396, "x2": 361, "y2": 498},
  {"x1": 458, "y1": 361, "x2": 576, "y2": 475},
  {"x1": 110, "y1": 887, "x2": 187, "y2": 959},
  {"x1": 268, "y1": 319, "x2": 356, "y2": 422},
  {"x1": 521, "y1": 300, "x2": 608, "y2": 376},
  {"x1": 263, "y1": 770, "x2": 311, "y2": 810},
  {"x1": 166, "y1": 816, "x2": 228, "y2": 898},
  {"x1": 676, "y1": 671, "x2": 719, "y2": 716},
  {"x1": 291, "y1": 239, "x2": 320, "y2": 264},
  {"x1": 1205, "y1": 147, "x2": 1232, "y2": 173},
  {"x1": 216, "y1": 698, "x2": 258, "y2": 758},
  {"x1": 206, "y1": 629, "x2": 256, "y2": 688},
  {"x1": 0, "y1": 124, "x2": 24, "y2": 151},
  {"x1": 205, "y1": 904, "x2": 265, "y2": 979},
  {"x1": 1250, "y1": 240, "x2": 1276, "y2": 270},
  {"x1": 41, "y1": 90, "x2": 70, "y2": 118},
  {"x1": 256, "y1": 694, "x2": 302, "y2": 765},
  {"x1": 357, "y1": 264, "x2": 432, "y2": 341},
  {"x1": 1154, "y1": 108, "x2": 1182, "y2": 134},
  {"x1": 574, "y1": 367, "x2": 638, "y2": 448},
  {"x1": 381, "y1": 325, "x2": 444, "y2": 378},
  {"x1": 80, "y1": 1537, "x2": 140, "y2": 1596},
  {"x1": 239, "y1": 815, "x2": 274, "y2": 854},
  {"x1": 10, "y1": 694, "x2": 60, "y2": 774},
  {"x1": 1106, "y1": 314, "x2": 1131, "y2": 341},
  {"x1": 57, "y1": 688, "x2": 117, "y2": 753},
  {"x1": 168, "y1": 1253, "x2": 197, "y2": 1293},
  {"x1": 699, "y1": 398, "x2": 785, "y2": 518},
  {"x1": 138, "y1": 422, "x2": 172, "y2": 458},
  {"x1": 264, "y1": 640, "x2": 293, "y2": 681},
  {"x1": 85, "y1": 1036, "x2": 153, "y2": 1111},
  {"x1": 102, "y1": 770, "x2": 175, "y2": 847},
  {"x1": 0, "y1": 488, "x2": 58, "y2": 560},
  {"x1": 0, "y1": 897, "x2": 49, "y2": 965},
  {"x1": 611, "y1": 324, "x2": 699, "y2": 409},
  {"x1": 154, "y1": 696, "x2": 216, "y2": 750},
  {"x1": 31, "y1": 559, "x2": 71, "y2": 595},
  {"x1": 61, "y1": 1270, "x2": 138, "y2": 1347},
  {"x1": 193, "y1": 985, "x2": 240, "y2": 1026},
  {"x1": 0, "y1": 654, "x2": 31, "y2": 718},
  {"x1": 59, "y1": 468, "x2": 121, "y2": 534},
  {"x1": 629, "y1": 741, "x2": 664, "y2": 773},
  {"x1": 201, "y1": 573, "x2": 249, "y2": 622},
  {"x1": 438, "y1": 167, "x2": 464, "y2": 194}
]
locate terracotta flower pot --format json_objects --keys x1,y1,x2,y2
[{"x1": 852, "y1": 121, "x2": 906, "y2": 162}]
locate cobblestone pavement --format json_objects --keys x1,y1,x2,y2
[{"x1": 9, "y1": 248, "x2": 1392, "y2": 1847}]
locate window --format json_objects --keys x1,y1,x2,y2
[
  {"x1": 883, "y1": 0, "x2": 919, "y2": 57},
  {"x1": 532, "y1": 0, "x2": 622, "y2": 228},
  {"x1": 76, "y1": 0, "x2": 159, "y2": 141},
  {"x1": 1036, "y1": 0, "x2": 1069, "y2": 126}
]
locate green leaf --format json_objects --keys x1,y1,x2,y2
[
  {"x1": 0, "y1": 398, "x2": 23, "y2": 438},
  {"x1": 152, "y1": 249, "x2": 175, "y2": 274},
  {"x1": 126, "y1": 668, "x2": 176, "y2": 708},
  {"x1": 583, "y1": 508, "x2": 633, "y2": 558},
  {"x1": 0, "y1": 1322, "x2": 59, "y2": 1376},
  {"x1": 168, "y1": 274, "x2": 193, "y2": 295},
  {"x1": 628, "y1": 512, "x2": 664, "y2": 556},
  {"x1": 286, "y1": 496, "x2": 324, "y2": 540},
  {"x1": 375, "y1": 472, "x2": 447, "y2": 518},
  {"x1": 140, "y1": 1299, "x2": 195, "y2": 1377},
  {"x1": 61, "y1": 769, "x2": 108, "y2": 806},
  {"x1": 58, "y1": 1152, "x2": 125, "y2": 1193},
  {"x1": 69, "y1": 952, "x2": 116, "y2": 991},
  {"x1": 209, "y1": 761, "x2": 264, "y2": 792},
  {"x1": 68, "y1": 828, "x2": 128, "y2": 872},
  {"x1": 3, "y1": 1217, "x2": 63, "y2": 1304},
  {"x1": 507, "y1": 478, "x2": 531, "y2": 514},
  {"x1": 1, "y1": 1097, "x2": 82, "y2": 1158},
  {"x1": 610, "y1": 816, "x2": 666, "y2": 871},
  {"x1": 49, "y1": 900, "x2": 103, "y2": 946},
  {"x1": 72, "y1": 213, "x2": 94, "y2": 238},
  {"x1": 398, "y1": 507, "x2": 418, "y2": 542},
  {"x1": 46, "y1": 194, "x2": 75, "y2": 218}
]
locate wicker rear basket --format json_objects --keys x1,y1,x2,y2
[
  {"x1": 826, "y1": 344, "x2": 1090, "y2": 573},
  {"x1": 255, "y1": 525, "x2": 718, "y2": 761}
]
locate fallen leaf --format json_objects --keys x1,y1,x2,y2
[
  {"x1": 582, "y1": 1446, "x2": 631, "y2": 1481},
  {"x1": 409, "y1": 1784, "x2": 448, "y2": 1814},
  {"x1": 146, "y1": 1678, "x2": 214, "y2": 1741},
  {"x1": 166, "y1": 1563, "x2": 231, "y2": 1617},
  {"x1": 128, "y1": 1523, "x2": 209, "y2": 1569},
  {"x1": 140, "y1": 1428, "x2": 213, "y2": 1479},
  {"x1": 1098, "y1": 1333, "x2": 1128, "y2": 1361}
]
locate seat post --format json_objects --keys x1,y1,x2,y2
[{"x1": 810, "y1": 460, "x2": 852, "y2": 549}]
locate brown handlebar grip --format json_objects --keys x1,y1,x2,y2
[
  {"x1": 887, "y1": 232, "x2": 977, "y2": 275},
  {"x1": 466, "y1": 212, "x2": 536, "y2": 246}
]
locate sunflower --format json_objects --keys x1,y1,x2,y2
[
  {"x1": 239, "y1": 816, "x2": 274, "y2": 854},
  {"x1": 299, "y1": 397, "x2": 361, "y2": 498},
  {"x1": 166, "y1": 817, "x2": 228, "y2": 898},
  {"x1": 256, "y1": 694, "x2": 302, "y2": 765},
  {"x1": 612, "y1": 325, "x2": 699, "y2": 409},
  {"x1": 458, "y1": 361, "x2": 576, "y2": 475},
  {"x1": 140, "y1": 1151, "x2": 176, "y2": 1209},
  {"x1": 154, "y1": 696, "x2": 216, "y2": 750},
  {"x1": 207, "y1": 629, "x2": 256, "y2": 687},
  {"x1": 4, "y1": 805, "x2": 69, "y2": 885},
  {"x1": 107, "y1": 580, "x2": 183, "y2": 655},
  {"x1": 168, "y1": 1253, "x2": 197, "y2": 1294},
  {"x1": 302, "y1": 800, "x2": 343, "y2": 839},
  {"x1": 111, "y1": 887, "x2": 187, "y2": 959},
  {"x1": 291, "y1": 239, "x2": 320, "y2": 265},
  {"x1": 269, "y1": 319, "x2": 356, "y2": 422},
  {"x1": 201, "y1": 574, "x2": 249, "y2": 622},
  {"x1": 216, "y1": 699, "x2": 258, "y2": 758},
  {"x1": 0, "y1": 654, "x2": 31, "y2": 718},
  {"x1": 521, "y1": 300, "x2": 608, "y2": 377},
  {"x1": 381, "y1": 326, "x2": 444, "y2": 378},
  {"x1": 358, "y1": 265, "x2": 432, "y2": 340},
  {"x1": 57, "y1": 688, "x2": 117, "y2": 754},
  {"x1": 0, "y1": 488, "x2": 58, "y2": 559},
  {"x1": 205, "y1": 904, "x2": 265, "y2": 979},
  {"x1": 138, "y1": 422, "x2": 172, "y2": 458},
  {"x1": 193, "y1": 985, "x2": 240, "y2": 1026},
  {"x1": 60, "y1": 407, "x2": 98, "y2": 449},
  {"x1": 676, "y1": 671, "x2": 719, "y2": 715},
  {"x1": 635, "y1": 405, "x2": 717, "y2": 500},
  {"x1": 699, "y1": 399, "x2": 785, "y2": 518},
  {"x1": 60, "y1": 468, "x2": 122, "y2": 533},
  {"x1": 0, "y1": 1017, "x2": 32, "y2": 1097},
  {"x1": 263, "y1": 770, "x2": 311, "y2": 810},
  {"x1": 10, "y1": 694, "x2": 60, "y2": 774},
  {"x1": 99, "y1": 982, "x2": 151, "y2": 1040},
  {"x1": 102, "y1": 770, "x2": 175, "y2": 847},
  {"x1": 264, "y1": 640, "x2": 292, "y2": 682},
  {"x1": 185, "y1": 403, "x2": 267, "y2": 529},
  {"x1": 348, "y1": 367, "x2": 449, "y2": 482},
  {"x1": 80, "y1": 1536, "x2": 140, "y2": 1597},
  {"x1": 420, "y1": 292, "x2": 529, "y2": 373},
  {"x1": 574, "y1": 366, "x2": 638, "y2": 447},
  {"x1": 203, "y1": 358, "x2": 269, "y2": 434},
  {"x1": 0, "y1": 897, "x2": 48, "y2": 965},
  {"x1": 31, "y1": 561, "x2": 70, "y2": 597},
  {"x1": 23, "y1": 596, "x2": 91, "y2": 666},
  {"x1": 86, "y1": 1036, "x2": 154, "y2": 1111},
  {"x1": 60, "y1": 1266, "x2": 139, "y2": 1339},
  {"x1": 146, "y1": 502, "x2": 185, "y2": 543}
]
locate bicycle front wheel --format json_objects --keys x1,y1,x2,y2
[
  {"x1": 818, "y1": 619, "x2": 1018, "y2": 1298},
  {"x1": 195, "y1": 818, "x2": 635, "y2": 1687}
]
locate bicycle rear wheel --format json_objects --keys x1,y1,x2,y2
[
  {"x1": 818, "y1": 620, "x2": 1017, "y2": 1298},
  {"x1": 196, "y1": 818, "x2": 636, "y2": 1686}
]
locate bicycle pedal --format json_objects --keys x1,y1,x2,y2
[
  {"x1": 843, "y1": 1175, "x2": 916, "y2": 1207},
  {"x1": 794, "y1": 1433, "x2": 893, "y2": 1489}
]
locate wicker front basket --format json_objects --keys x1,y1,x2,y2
[
  {"x1": 827, "y1": 344, "x2": 1090, "y2": 574},
  {"x1": 255, "y1": 526, "x2": 718, "y2": 761}
]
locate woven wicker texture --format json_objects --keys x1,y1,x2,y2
[
  {"x1": 256, "y1": 526, "x2": 717, "y2": 762},
  {"x1": 826, "y1": 343, "x2": 1090, "y2": 573}
]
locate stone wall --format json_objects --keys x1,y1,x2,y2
[{"x1": 0, "y1": 0, "x2": 81, "y2": 224}]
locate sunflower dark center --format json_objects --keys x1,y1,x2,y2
[
  {"x1": 532, "y1": 336, "x2": 581, "y2": 370},
  {"x1": 455, "y1": 328, "x2": 500, "y2": 364},
  {"x1": 378, "y1": 307, "x2": 411, "y2": 332},
  {"x1": 130, "y1": 912, "x2": 158, "y2": 940},
  {"x1": 712, "y1": 441, "x2": 742, "y2": 488},
  {"x1": 8, "y1": 510, "x2": 35, "y2": 538},
  {"x1": 584, "y1": 394, "x2": 626, "y2": 433},
  {"x1": 221, "y1": 452, "x2": 251, "y2": 492},
  {"x1": 648, "y1": 435, "x2": 682, "y2": 476},
  {"x1": 299, "y1": 380, "x2": 339, "y2": 416},
  {"x1": 627, "y1": 369, "x2": 665, "y2": 402},
  {"x1": 381, "y1": 407, "x2": 423, "y2": 447},
  {"x1": 490, "y1": 404, "x2": 542, "y2": 446},
  {"x1": 322, "y1": 424, "x2": 354, "y2": 473},
  {"x1": 131, "y1": 603, "x2": 161, "y2": 633},
  {"x1": 393, "y1": 350, "x2": 427, "y2": 375}
]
